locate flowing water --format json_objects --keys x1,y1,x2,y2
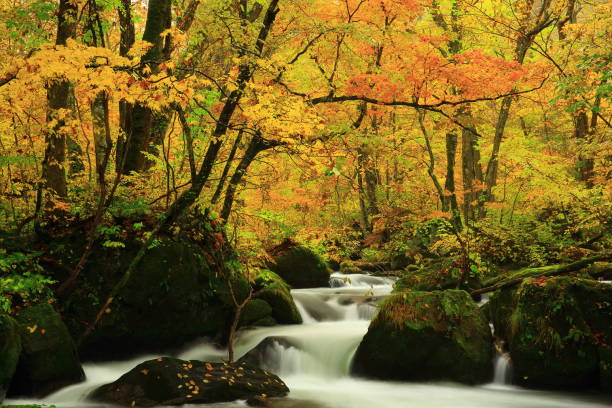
[{"x1": 7, "y1": 272, "x2": 610, "y2": 408}]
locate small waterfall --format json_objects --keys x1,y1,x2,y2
[{"x1": 493, "y1": 352, "x2": 512, "y2": 385}]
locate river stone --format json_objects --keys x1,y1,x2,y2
[
  {"x1": 254, "y1": 271, "x2": 302, "y2": 325},
  {"x1": 238, "y1": 337, "x2": 299, "y2": 373},
  {"x1": 240, "y1": 299, "x2": 274, "y2": 327},
  {"x1": 9, "y1": 303, "x2": 85, "y2": 397},
  {"x1": 0, "y1": 314, "x2": 21, "y2": 402},
  {"x1": 352, "y1": 290, "x2": 493, "y2": 384},
  {"x1": 267, "y1": 239, "x2": 330, "y2": 289},
  {"x1": 90, "y1": 357, "x2": 289, "y2": 407},
  {"x1": 58, "y1": 235, "x2": 244, "y2": 360},
  {"x1": 507, "y1": 277, "x2": 612, "y2": 390}
]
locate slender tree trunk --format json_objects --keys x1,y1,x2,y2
[
  {"x1": 40, "y1": 0, "x2": 78, "y2": 198},
  {"x1": 461, "y1": 116, "x2": 483, "y2": 223},
  {"x1": 444, "y1": 132, "x2": 462, "y2": 230},
  {"x1": 116, "y1": 0, "x2": 135, "y2": 169},
  {"x1": 220, "y1": 134, "x2": 280, "y2": 222},
  {"x1": 121, "y1": 0, "x2": 172, "y2": 174},
  {"x1": 212, "y1": 130, "x2": 244, "y2": 205}
]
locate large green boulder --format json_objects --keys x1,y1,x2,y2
[
  {"x1": 0, "y1": 314, "x2": 21, "y2": 402},
  {"x1": 90, "y1": 357, "x2": 289, "y2": 406},
  {"x1": 239, "y1": 299, "x2": 273, "y2": 327},
  {"x1": 352, "y1": 290, "x2": 493, "y2": 384},
  {"x1": 508, "y1": 277, "x2": 611, "y2": 391},
  {"x1": 58, "y1": 236, "x2": 245, "y2": 360},
  {"x1": 268, "y1": 239, "x2": 330, "y2": 289},
  {"x1": 9, "y1": 303, "x2": 84, "y2": 397},
  {"x1": 253, "y1": 271, "x2": 302, "y2": 325}
]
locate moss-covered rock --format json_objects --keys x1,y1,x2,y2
[
  {"x1": 507, "y1": 277, "x2": 611, "y2": 390},
  {"x1": 268, "y1": 239, "x2": 330, "y2": 289},
  {"x1": 9, "y1": 303, "x2": 84, "y2": 397},
  {"x1": 352, "y1": 290, "x2": 493, "y2": 384},
  {"x1": 253, "y1": 271, "x2": 301, "y2": 325},
  {"x1": 393, "y1": 261, "x2": 481, "y2": 293},
  {"x1": 0, "y1": 314, "x2": 21, "y2": 402},
  {"x1": 90, "y1": 357, "x2": 289, "y2": 406},
  {"x1": 239, "y1": 299, "x2": 273, "y2": 327},
  {"x1": 58, "y1": 236, "x2": 240, "y2": 360},
  {"x1": 487, "y1": 287, "x2": 516, "y2": 344}
]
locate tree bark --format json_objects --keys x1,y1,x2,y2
[
  {"x1": 212, "y1": 130, "x2": 244, "y2": 205},
  {"x1": 472, "y1": 254, "x2": 612, "y2": 296},
  {"x1": 40, "y1": 0, "x2": 78, "y2": 198},
  {"x1": 220, "y1": 134, "x2": 281, "y2": 222},
  {"x1": 121, "y1": 0, "x2": 172, "y2": 174}
]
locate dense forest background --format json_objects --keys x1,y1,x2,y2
[{"x1": 0, "y1": 0, "x2": 611, "y2": 405}]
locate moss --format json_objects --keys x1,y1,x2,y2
[
  {"x1": 487, "y1": 288, "x2": 517, "y2": 343},
  {"x1": 60, "y1": 238, "x2": 234, "y2": 360},
  {"x1": 508, "y1": 277, "x2": 611, "y2": 390},
  {"x1": 394, "y1": 261, "x2": 481, "y2": 293},
  {"x1": 255, "y1": 282, "x2": 302, "y2": 325},
  {"x1": 239, "y1": 299, "x2": 273, "y2": 327},
  {"x1": 10, "y1": 303, "x2": 84, "y2": 397},
  {"x1": 353, "y1": 290, "x2": 492, "y2": 384},
  {"x1": 0, "y1": 314, "x2": 21, "y2": 402},
  {"x1": 269, "y1": 245, "x2": 330, "y2": 289}
]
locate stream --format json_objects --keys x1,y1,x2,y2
[{"x1": 7, "y1": 272, "x2": 610, "y2": 408}]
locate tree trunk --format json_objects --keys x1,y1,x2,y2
[
  {"x1": 220, "y1": 134, "x2": 280, "y2": 222},
  {"x1": 212, "y1": 130, "x2": 244, "y2": 205},
  {"x1": 461, "y1": 118, "x2": 483, "y2": 224},
  {"x1": 40, "y1": 0, "x2": 78, "y2": 198},
  {"x1": 444, "y1": 132, "x2": 462, "y2": 230},
  {"x1": 116, "y1": 0, "x2": 135, "y2": 169},
  {"x1": 121, "y1": 0, "x2": 172, "y2": 174}
]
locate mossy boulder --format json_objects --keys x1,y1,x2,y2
[
  {"x1": 507, "y1": 277, "x2": 611, "y2": 391},
  {"x1": 239, "y1": 299, "x2": 273, "y2": 327},
  {"x1": 393, "y1": 261, "x2": 481, "y2": 293},
  {"x1": 58, "y1": 236, "x2": 245, "y2": 360},
  {"x1": 253, "y1": 271, "x2": 301, "y2": 325},
  {"x1": 0, "y1": 314, "x2": 21, "y2": 402},
  {"x1": 352, "y1": 290, "x2": 493, "y2": 384},
  {"x1": 267, "y1": 239, "x2": 330, "y2": 289},
  {"x1": 8, "y1": 303, "x2": 84, "y2": 397},
  {"x1": 486, "y1": 287, "x2": 516, "y2": 343},
  {"x1": 90, "y1": 357, "x2": 289, "y2": 406}
]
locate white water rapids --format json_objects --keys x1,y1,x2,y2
[{"x1": 7, "y1": 272, "x2": 610, "y2": 408}]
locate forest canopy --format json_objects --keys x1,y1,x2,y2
[{"x1": 0, "y1": 0, "x2": 610, "y2": 309}]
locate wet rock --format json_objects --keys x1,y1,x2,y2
[
  {"x1": 506, "y1": 277, "x2": 612, "y2": 391},
  {"x1": 238, "y1": 337, "x2": 298, "y2": 372},
  {"x1": 9, "y1": 303, "x2": 84, "y2": 397},
  {"x1": 90, "y1": 357, "x2": 289, "y2": 407},
  {"x1": 267, "y1": 239, "x2": 330, "y2": 289},
  {"x1": 254, "y1": 271, "x2": 302, "y2": 325},
  {"x1": 0, "y1": 314, "x2": 21, "y2": 402},
  {"x1": 353, "y1": 290, "x2": 493, "y2": 384},
  {"x1": 58, "y1": 236, "x2": 241, "y2": 360},
  {"x1": 240, "y1": 299, "x2": 274, "y2": 327}
]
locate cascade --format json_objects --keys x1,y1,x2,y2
[{"x1": 8, "y1": 272, "x2": 610, "y2": 408}]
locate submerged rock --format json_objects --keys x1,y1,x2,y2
[
  {"x1": 90, "y1": 357, "x2": 289, "y2": 407},
  {"x1": 506, "y1": 276, "x2": 612, "y2": 391},
  {"x1": 0, "y1": 314, "x2": 21, "y2": 402},
  {"x1": 238, "y1": 337, "x2": 299, "y2": 373},
  {"x1": 352, "y1": 290, "x2": 493, "y2": 384},
  {"x1": 9, "y1": 303, "x2": 84, "y2": 397},
  {"x1": 267, "y1": 239, "x2": 330, "y2": 289}
]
